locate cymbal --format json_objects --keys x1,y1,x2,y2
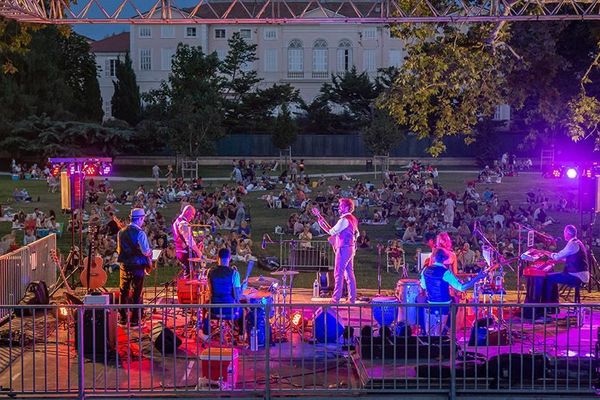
[
  {"x1": 271, "y1": 270, "x2": 299, "y2": 276},
  {"x1": 247, "y1": 276, "x2": 279, "y2": 286},
  {"x1": 244, "y1": 290, "x2": 272, "y2": 299}
]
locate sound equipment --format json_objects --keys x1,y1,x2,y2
[
  {"x1": 75, "y1": 308, "x2": 116, "y2": 360},
  {"x1": 18, "y1": 281, "x2": 49, "y2": 316},
  {"x1": 359, "y1": 334, "x2": 454, "y2": 360},
  {"x1": 468, "y1": 318, "x2": 509, "y2": 346},
  {"x1": 487, "y1": 354, "x2": 547, "y2": 386},
  {"x1": 313, "y1": 307, "x2": 345, "y2": 343},
  {"x1": 580, "y1": 176, "x2": 599, "y2": 213},
  {"x1": 151, "y1": 322, "x2": 182, "y2": 354}
]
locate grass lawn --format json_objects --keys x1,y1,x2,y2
[{"x1": 0, "y1": 168, "x2": 594, "y2": 294}]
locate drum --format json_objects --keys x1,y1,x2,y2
[
  {"x1": 395, "y1": 279, "x2": 420, "y2": 326},
  {"x1": 371, "y1": 296, "x2": 399, "y2": 327},
  {"x1": 177, "y1": 278, "x2": 202, "y2": 304},
  {"x1": 245, "y1": 291, "x2": 274, "y2": 347}
]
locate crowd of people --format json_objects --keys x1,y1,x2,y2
[{"x1": 1, "y1": 157, "x2": 596, "y2": 284}]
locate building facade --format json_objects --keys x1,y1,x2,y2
[{"x1": 92, "y1": 8, "x2": 509, "y2": 122}]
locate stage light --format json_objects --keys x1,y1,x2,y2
[
  {"x1": 57, "y1": 306, "x2": 71, "y2": 321},
  {"x1": 99, "y1": 162, "x2": 112, "y2": 176},
  {"x1": 82, "y1": 161, "x2": 99, "y2": 176},
  {"x1": 68, "y1": 163, "x2": 77, "y2": 176},
  {"x1": 50, "y1": 164, "x2": 61, "y2": 177},
  {"x1": 291, "y1": 311, "x2": 305, "y2": 331},
  {"x1": 566, "y1": 168, "x2": 578, "y2": 179},
  {"x1": 551, "y1": 168, "x2": 562, "y2": 178}
]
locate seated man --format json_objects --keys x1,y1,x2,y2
[
  {"x1": 201, "y1": 248, "x2": 243, "y2": 340},
  {"x1": 420, "y1": 249, "x2": 485, "y2": 336}
]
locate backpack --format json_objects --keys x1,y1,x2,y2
[{"x1": 18, "y1": 281, "x2": 50, "y2": 316}]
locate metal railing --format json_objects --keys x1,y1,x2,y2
[
  {"x1": 278, "y1": 240, "x2": 335, "y2": 271},
  {"x1": 0, "y1": 235, "x2": 57, "y2": 321},
  {"x1": 0, "y1": 302, "x2": 598, "y2": 398}
]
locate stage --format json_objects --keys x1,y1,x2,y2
[{"x1": 0, "y1": 288, "x2": 599, "y2": 397}]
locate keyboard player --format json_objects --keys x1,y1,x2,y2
[{"x1": 547, "y1": 225, "x2": 589, "y2": 288}]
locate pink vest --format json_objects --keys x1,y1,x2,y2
[{"x1": 335, "y1": 214, "x2": 358, "y2": 248}]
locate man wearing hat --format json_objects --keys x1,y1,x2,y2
[{"x1": 117, "y1": 208, "x2": 152, "y2": 326}]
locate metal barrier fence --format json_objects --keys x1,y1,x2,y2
[
  {"x1": 0, "y1": 235, "x2": 57, "y2": 321},
  {"x1": 279, "y1": 240, "x2": 335, "y2": 271},
  {"x1": 0, "y1": 302, "x2": 598, "y2": 398}
]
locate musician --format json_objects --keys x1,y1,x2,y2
[
  {"x1": 316, "y1": 198, "x2": 359, "y2": 304},
  {"x1": 420, "y1": 249, "x2": 485, "y2": 335},
  {"x1": 200, "y1": 248, "x2": 243, "y2": 339},
  {"x1": 430, "y1": 232, "x2": 459, "y2": 274},
  {"x1": 116, "y1": 208, "x2": 152, "y2": 327},
  {"x1": 547, "y1": 225, "x2": 589, "y2": 288},
  {"x1": 172, "y1": 205, "x2": 203, "y2": 277}
]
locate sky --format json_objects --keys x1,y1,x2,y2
[{"x1": 70, "y1": 0, "x2": 201, "y2": 40}]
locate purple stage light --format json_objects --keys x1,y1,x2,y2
[{"x1": 566, "y1": 168, "x2": 578, "y2": 179}]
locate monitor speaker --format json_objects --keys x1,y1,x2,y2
[
  {"x1": 580, "y1": 177, "x2": 599, "y2": 213},
  {"x1": 151, "y1": 322, "x2": 182, "y2": 354},
  {"x1": 313, "y1": 307, "x2": 345, "y2": 343}
]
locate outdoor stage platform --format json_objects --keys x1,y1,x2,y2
[{"x1": 0, "y1": 288, "x2": 599, "y2": 398}]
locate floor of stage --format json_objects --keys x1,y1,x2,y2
[{"x1": 1, "y1": 288, "x2": 599, "y2": 393}]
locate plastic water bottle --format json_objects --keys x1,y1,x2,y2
[
  {"x1": 250, "y1": 328, "x2": 258, "y2": 351},
  {"x1": 313, "y1": 278, "x2": 320, "y2": 298}
]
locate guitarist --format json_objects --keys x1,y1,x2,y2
[
  {"x1": 315, "y1": 198, "x2": 359, "y2": 304},
  {"x1": 172, "y1": 205, "x2": 203, "y2": 278},
  {"x1": 116, "y1": 208, "x2": 152, "y2": 327}
]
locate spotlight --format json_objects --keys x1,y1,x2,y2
[
  {"x1": 57, "y1": 306, "x2": 71, "y2": 321},
  {"x1": 99, "y1": 162, "x2": 112, "y2": 176},
  {"x1": 551, "y1": 168, "x2": 562, "y2": 178},
  {"x1": 291, "y1": 311, "x2": 305, "y2": 331},
  {"x1": 82, "y1": 161, "x2": 99, "y2": 176},
  {"x1": 50, "y1": 164, "x2": 61, "y2": 177},
  {"x1": 566, "y1": 168, "x2": 578, "y2": 179}
]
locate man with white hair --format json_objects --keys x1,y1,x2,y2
[
  {"x1": 172, "y1": 205, "x2": 203, "y2": 277},
  {"x1": 117, "y1": 208, "x2": 152, "y2": 327},
  {"x1": 548, "y1": 224, "x2": 589, "y2": 288}
]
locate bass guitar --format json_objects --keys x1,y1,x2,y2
[{"x1": 80, "y1": 226, "x2": 108, "y2": 290}]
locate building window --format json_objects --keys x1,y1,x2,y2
[
  {"x1": 161, "y1": 48, "x2": 176, "y2": 71},
  {"x1": 337, "y1": 39, "x2": 352, "y2": 72},
  {"x1": 104, "y1": 58, "x2": 119, "y2": 77},
  {"x1": 240, "y1": 28, "x2": 251, "y2": 39},
  {"x1": 140, "y1": 48, "x2": 152, "y2": 71},
  {"x1": 363, "y1": 49, "x2": 376, "y2": 72},
  {"x1": 161, "y1": 26, "x2": 175, "y2": 38},
  {"x1": 185, "y1": 27, "x2": 197, "y2": 38},
  {"x1": 287, "y1": 39, "x2": 304, "y2": 78},
  {"x1": 362, "y1": 27, "x2": 377, "y2": 40},
  {"x1": 139, "y1": 26, "x2": 152, "y2": 38},
  {"x1": 388, "y1": 49, "x2": 402, "y2": 67},
  {"x1": 312, "y1": 39, "x2": 328, "y2": 79},
  {"x1": 215, "y1": 29, "x2": 226, "y2": 39},
  {"x1": 264, "y1": 28, "x2": 277, "y2": 40},
  {"x1": 264, "y1": 48, "x2": 277, "y2": 72}
]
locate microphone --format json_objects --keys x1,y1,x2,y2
[{"x1": 261, "y1": 234, "x2": 267, "y2": 250}]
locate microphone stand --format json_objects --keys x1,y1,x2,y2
[{"x1": 376, "y1": 242, "x2": 383, "y2": 295}]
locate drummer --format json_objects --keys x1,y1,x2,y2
[
  {"x1": 199, "y1": 248, "x2": 244, "y2": 341},
  {"x1": 425, "y1": 232, "x2": 458, "y2": 274},
  {"x1": 420, "y1": 249, "x2": 486, "y2": 335}
]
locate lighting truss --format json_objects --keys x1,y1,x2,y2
[{"x1": 3, "y1": 0, "x2": 600, "y2": 24}]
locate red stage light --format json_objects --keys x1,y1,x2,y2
[
  {"x1": 552, "y1": 168, "x2": 562, "y2": 178},
  {"x1": 82, "y1": 162, "x2": 99, "y2": 176},
  {"x1": 50, "y1": 164, "x2": 61, "y2": 177},
  {"x1": 291, "y1": 311, "x2": 304, "y2": 331}
]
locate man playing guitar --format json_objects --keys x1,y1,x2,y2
[
  {"x1": 172, "y1": 205, "x2": 203, "y2": 278},
  {"x1": 313, "y1": 198, "x2": 359, "y2": 304}
]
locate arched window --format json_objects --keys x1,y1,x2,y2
[
  {"x1": 337, "y1": 39, "x2": 353, "y2": 72},
  {"x1": 312, "y1": 39, "x2": 328, "y2": 78},
  {"x1": 288, "y1": 39, "x2": 304, "y2": 78}
]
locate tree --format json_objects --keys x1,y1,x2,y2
[
  {"x1": 219, "y1": 32, "x2": 260, "y2": 130},
  {"x1": 380, "y1": 23, "x2": 509, "y2": 156},
  {"x1": 362, "y1": 108, "x2": 405, "y2": 155},
  {"x1": 143, "y1": 44, "x2": 225, "y2": 155},
  {"x1": 59, "y1": 31, "x2": 103, "y2": 122},
  {"x1": 270, "y1": 104, "x2": 298, "y2": 150},
  {"x1": 320, "y1": 67, "x2": 379, "y2": 130},
  {"x1": 299, "y1": 96, "x2": 341, "y2": 133},
  {"x1": 111, "y1": 53, "x2": 141, "y2": 125}
]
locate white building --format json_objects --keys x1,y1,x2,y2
[{"x1": 91, "y1": 7, "x2": 509, "y2": 122}]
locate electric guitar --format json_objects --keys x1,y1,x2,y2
[{"x1": 80, "y1": 226, "x2": 108, "y2": 290}]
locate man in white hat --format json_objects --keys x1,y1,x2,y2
[{"x1": 116, "y1": 208, "x2": 152, "y2": 327}]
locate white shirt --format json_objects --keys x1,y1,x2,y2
[
  {"x1": 552, "y1": 238, "x2": 590, "y2": 283},
  {"x1": 328, "y1": 213, "x2": 351, "y2": 235}
]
